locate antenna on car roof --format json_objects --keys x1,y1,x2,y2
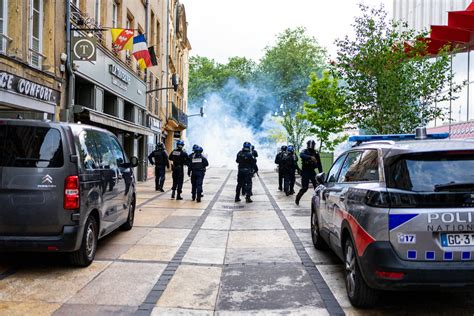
[{"x1": 415, "y1": 127, "x2": 427, "y2": 140}]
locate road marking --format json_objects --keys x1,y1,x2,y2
[
  {"x1": 259, "y1": 175, "x2": 345, "y2": 316},
  {"x1": 136, "y1": 170, "x2": 232, "y2": 315}
]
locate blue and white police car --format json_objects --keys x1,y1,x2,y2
[{"x1": 311, "y1": 128, "x2": 474, "y2": 307}]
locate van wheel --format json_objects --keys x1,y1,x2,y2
[
  {"x1": 121, "y1": 196, "x2": 135, "y2": 231},
  {"x1": 311, "y1": 206, "x2": 328, "y2": 250},
  {"x1": 344, "y1": 238, "x2": 379, "y2": 308},
  {"x1": 69, "y1": 216, "x2": 98, "y2": 267}
]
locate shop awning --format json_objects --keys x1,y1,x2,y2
[
  {"x1": 420, "y1": 2, "x2": 474, "y2": 55},
  {"x1": 76, "y1": 106, "x2": 154, "y2": 136}
]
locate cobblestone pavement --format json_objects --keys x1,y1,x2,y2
[{"x1": 1, "y1": 168, "x2": 474, "y2": 315}]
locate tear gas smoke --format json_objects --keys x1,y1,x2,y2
[{"x1": 187, "y1": 80, "x2": 283, "y2": 169}]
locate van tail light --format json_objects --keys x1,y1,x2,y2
[
  {"x1": 375, "y1": 271, "x2": 405, "y2": 280},
  {"x1": 64, "y1": 176, "x2": 80, "y2": 210}
]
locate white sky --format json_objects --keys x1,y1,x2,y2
[{"x1": 180, "y1": 0, "x2": 393, "y2": 63}]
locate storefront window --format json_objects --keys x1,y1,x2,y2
[
  {"x1": 0, "y1": 0, "x2": 7, "y2": 54},
  {"x1": 29, "y1": 0, "x2": 43, "y2": 69}
]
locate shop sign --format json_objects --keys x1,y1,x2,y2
[
  {"x1": 173, "y1": 131, "x2": 181, "y2": 138},
  {"x1": 72, "y1": 36, "x2": 97, "y2": 62},
  {"x1": 149, "y1": 116, "x2": 161, "y2": 131},
  {"x1": 0, "y1": 71, "x2": 60, "y2": 104}
]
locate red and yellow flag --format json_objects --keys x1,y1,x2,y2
[{"x1": 111, "y1": 29, "x2": 134, "y2": 51}]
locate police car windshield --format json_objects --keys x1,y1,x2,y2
[{"x1": 386, "y1": 151, "x2": 474, "y2": 192}]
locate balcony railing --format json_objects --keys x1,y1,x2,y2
[{"x1": 171, "y1": 103, "x2": 187, "y2": 128}]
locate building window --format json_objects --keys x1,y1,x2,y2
[
  {"x1": 112, "y1": 1, "x2": 118, "y2": 28},
  {"x1": 29, "y1": 0, "x2": 43, "y2": 69},
  {"x1": 0, "y1": 0, "x2": 7, "y2": 54},
  {"x1": 70, "y1": 0, "x2": 79, "y2": 9},
  {"x1": 156, "y1": 20, "x2": 160, "y2": 56}
]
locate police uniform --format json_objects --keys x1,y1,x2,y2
[
  {"x1": 169, "y1": 148, "x2": 189, "y2": 199},
  {"x1": 280, "y1": 150, "x2": 299, "y2": 196},
  {"x1": 295, "y1": 146, "x2": 322, "y2": 205},
  {"x1": 235, "y1": 147, "x2": 256, "y2": 203},
  {"x1": 275, "y1": 150, "x2": 285, "y2": 190},
  {"x1": 188, "y1": 151, "x2": 208, "y2": 202},
  {"x1": 148, "y1": 147, "x2": 169, "y2": 191}
]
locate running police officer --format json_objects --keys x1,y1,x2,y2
[
  {"x1": 147, "y1": 143, "x2": 170, "y2": 192},
  {"x1": 295, "y1": 140, "x2": 323, "y2": 205},
  {"x1": 188, "y1": 146, "x2": 208, "y2": 203},
  {"x1": 275, "y1": 145, "x2": 287, "y2": 191},
  {"x1": 169, "y1": 140, "x2": 189, "y2": 200},
  {"x1": 235, "y1": 142, "x2": 256, "y2": 203}
]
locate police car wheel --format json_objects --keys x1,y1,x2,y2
[
  {"x1": 344, "y1": 238, "x2": 379, "y2": 308},
  {"x1": 311, "y1": 206, "x2": 328, "y2": 250}
]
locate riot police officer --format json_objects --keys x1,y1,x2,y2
[
  {"x1": 169, "y1": 140, "x2": 189, "y2": 200},
  {"x1": 188, "y1": 146, "x2": 208, "y2": 203},
  {"x1": 295, "y1": 140, "x2": 323, "y2": 205},
  {"x1": 147, "y1": 143, "x2": 170, "y2": 192},
  {"x1": 235, "y1": 142, "x2": 256, "y2": 203},
  {"x1": 275, "y1": 145, "x2": 287, "y2": 191},
  {"x1": 280, "y1": 145, "x2": 300, "y2": 196}
]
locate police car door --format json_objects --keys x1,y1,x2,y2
[
  {"x1": 329, "y1": 151, "x2": 364, "y2": 251},
  {"x1": 318, "y1": 154, "x2": 347, "y2": 239}
]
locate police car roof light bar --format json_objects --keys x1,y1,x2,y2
[{"x1": 349, "y1": 133, "x2": 449, "y2": 143}]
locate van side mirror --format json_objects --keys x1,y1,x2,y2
[
  {"x1": 316, "y1": 172, "x2": 326, "y2": 185},
  {"x1": 130, "y1": 156, "x2": 139, "y2": 168}
]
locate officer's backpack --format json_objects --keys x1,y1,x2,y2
[{"x1": 281, "y1": 152, "x2": 292, "y2": 168}]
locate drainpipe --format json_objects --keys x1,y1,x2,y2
[
  {"x1": 144, "y1": 0, "x2": 149, "y2": 83},
  {"x1": 66, "y1": 1, "x2": 75, "y2": 123}
]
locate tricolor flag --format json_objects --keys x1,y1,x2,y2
[
  {"x1": 111, "y1": 29, "x2": 134, "y2": 51},
  {"x1": 132, "y1": 34, "x2": 152, "y2": 70}
]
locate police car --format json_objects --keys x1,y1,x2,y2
[{"x1": 311, "y1": 128, "x2": 474, "y2": 307}]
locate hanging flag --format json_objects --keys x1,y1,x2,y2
[
  {"x1": 111, "y1": 29, "x2": 134, "y2": 51},
  {"x1": 148, "y1": 47, "x2": 158, "y2": 66},
  {"x1": 132, "y1": 34, "x2": 152, "y2": 70}
]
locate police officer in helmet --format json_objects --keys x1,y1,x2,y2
[
  {"x1": 295, "y1": 140, "x2": 322, "y2": 205},
  {"x1": 169, "y1": 140, "x2": 189, "y2": 200},
  {"x1": 188, "y1": 146, "x2": 208, "y2": 203},
  {"x1": 147, "y1": 143, "x2": 170, "y2": 192},
  {"x1": 275, "y1": 145, "x2": 287, "y2": 191},
  {"x1": 236, "y1": 142, "x2": 256, "y2": 203}
]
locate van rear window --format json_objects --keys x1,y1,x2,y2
[{"x1": 0, "y1": 125, "x2": 63, "y2": 168}]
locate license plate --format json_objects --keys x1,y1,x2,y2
[{"x1": 441, "y1": 233, "x2": 474, "y2": 247}]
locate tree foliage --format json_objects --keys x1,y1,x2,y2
[
  {"x1": 301, "y1": 72, "x2": 349, "y2": 151},
  {"x1": 260, "y1": 27, "x2": 327, "y2": 149},
  {"x1": 335, "y1": 4, "x2": 459, "y2": 134}
]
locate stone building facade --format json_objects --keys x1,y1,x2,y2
[{"x1": 0, "y1": 0, "x2": 191, "y2": 181}]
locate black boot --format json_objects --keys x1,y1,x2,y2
[
  {"x1": 171, "y1": 190, "x2": 175, "y2": 199},
  {"x1": 295, "y1": 191, "x2": 304, "y2": 206},
  {"x1": 246, "y1": 196, "x2": 253, "y2": 203},
  {"x1": 176, "y1": 193, "x2": 183, "y2": 200},
  {"x1": 235, "y1": 194, "x2": 241, "y2": 202},
  {"x1": 192, "y1": 195, "x2": 196, "y2": 201},
  {"x1": 196, "y1": 196, "x2": 201, "y2": 203}
]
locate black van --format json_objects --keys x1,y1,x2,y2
[{"x1": 0, "y1": 119, "x2": 138, "y2": 266}]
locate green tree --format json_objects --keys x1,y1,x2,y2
[
  {"x1": 335, "y1": 4, "x2": 460, "y2": 134},
  {"x1": 301, "y1": 72, "x2": 349, "y2": 151},
  {"x1": 260, "y1": 27, "x2": 327, "y2": 149}
]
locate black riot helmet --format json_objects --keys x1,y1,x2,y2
[
  {"x1": 307, "y1": 140, "x2": 316, "y2": 150},
  {"x1": 156, "y1": 143, "x2": 164, "y2": 150},
  {"x1": 281, "y1": 145, "x2": 288, "y2": 152},
  {"x1": 243, "y1": 142, "x2": 251, "y2": 151}
]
